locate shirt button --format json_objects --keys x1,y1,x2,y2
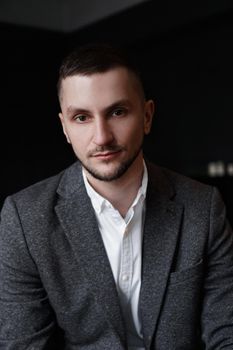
[{"x1": 122, "y1": 274, "x2": 129, "y2": 281}]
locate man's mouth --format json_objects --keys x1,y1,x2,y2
[
  {"x1": 92, "y1": 150, "x2": 122, "y2": 159},
  {"x1": 89, "y1": 146, "x2": 124, "y2": 158}
]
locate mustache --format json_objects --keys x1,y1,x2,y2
[{"x1": 88, "y1": 145, "x2": 125, "y2": 157}]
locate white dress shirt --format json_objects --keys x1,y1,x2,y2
[{"x1": 83, "y1": 164, "x2": 148, "y2": 350}]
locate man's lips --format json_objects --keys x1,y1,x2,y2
[
  {"x1": 88, "y1": 146, "x2": 124, "y2": 158},
  {"x1": 92, "y1": 150, "x2": 121, "y2": 158}
]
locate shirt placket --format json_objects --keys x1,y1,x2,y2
[{"x1": 119, "y1": 224, "x2": 133, "y2": 304}]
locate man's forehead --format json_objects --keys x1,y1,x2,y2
[{"x1": 59, "y1": 67, "x2": 144, "y2": 102}]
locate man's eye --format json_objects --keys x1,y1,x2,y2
[
  {"x1": 112, "y1": 108, "x2": 125, "y2": 117},
  {"x1": 75, "y1": 115, "x2": 88, "y2": 122}
]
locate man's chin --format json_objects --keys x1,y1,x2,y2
[
  {"x1": 84, "y1": 165, "x2": 124, "y2": 182},
  {"x1": 81, "y1": 146, "x2": 143, "y2": 182}
]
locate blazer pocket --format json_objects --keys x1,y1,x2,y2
[{"x1": 169, "y1": 259, "x2": 204, "y2": 285}]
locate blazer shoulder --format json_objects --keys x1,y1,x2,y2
[
  {"x1": 165, "y1": 167, "x2": 212, "y2": 192},
  {"x1": 11, "y1": 171, "x2": 64, "y2": 204},
  {"x1": 148, "y1": 162, "x2": 215, "y2": 202},
  {"x1": 3, "y1": 162, "x2": 81, "y2": 215}
]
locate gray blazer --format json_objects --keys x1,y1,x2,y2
[{"x1": 0, "y1": 161, "x2": 233, "y2": 349}]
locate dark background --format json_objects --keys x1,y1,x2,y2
[{"x1": 1, "y1": 1, "x2": 233, "y2": 223}]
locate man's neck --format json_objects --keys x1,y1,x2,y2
[{"x1": 84, "y1": 156, "x2": 144, "y2": 217}]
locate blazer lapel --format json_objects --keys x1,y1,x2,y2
[
  {"x1": 55, "y1": 162, "x2": 126, "y2": 343},
  {"x1": 140, "y1": 165, "x2": 184, "y2": 348}
]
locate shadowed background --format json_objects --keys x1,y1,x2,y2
[{"x1": 0, "y1": 0, "x2": 233, "y2": 223}]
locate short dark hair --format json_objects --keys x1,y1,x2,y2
[{"x1": 57, "y1": 43, "x2": 144, "y2": 99}]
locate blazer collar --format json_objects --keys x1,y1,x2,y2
[
  {"x1": 57, "y1": 161, "x2": 84, "y2": 198},
  {"x1": 55, "y1": 161, "x2": 126, "y2": 344},
  {"x1": 140, "y1": 162, "x2": 183, "y2": 348}
]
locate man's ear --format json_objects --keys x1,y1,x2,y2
[
  {"x1": 144, "y1": 100, "x2": 155, "y2": 135},
  {"x1": 59, "y1": 112, "x2": 71, "y2": 144}
]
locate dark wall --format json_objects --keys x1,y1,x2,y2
[
  {"x1": 0, "y1": 3, "x2": 233, "y2": 222},
  {"x1": 0, "y1": 26, "x2": 74, "y2": 202}
]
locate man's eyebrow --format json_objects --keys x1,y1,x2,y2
[
  {"x1": 104, "y1": 100, "x2": 132, "y2": 114},
  {"x1": 66, "y1": 106, "x2": 89, "y2": 116},
  {"x1": 66, "y1": 100, "x2": 131, "y2": 117}
]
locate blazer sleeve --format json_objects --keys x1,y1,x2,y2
[
  {"x1": 202, "y1": 187, "x2": 233, "y2": 348},
  {"x1": 0, "y1": 196, "x2": 59, "y2": 349}
]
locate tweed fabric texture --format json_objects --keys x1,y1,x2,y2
[{"x1": 0, "y1": 161, "x2": 233, "y2": 349}]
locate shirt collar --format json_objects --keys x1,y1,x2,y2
[{"x1": 82, "y1": 161, "x2": 148, "y2": 215}]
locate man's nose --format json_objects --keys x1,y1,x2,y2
[{"x1": 93, "y1": 119, "x2": 114, "y2": 146}]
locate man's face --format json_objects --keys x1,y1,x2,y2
[{"x1": 59, "y1": 67, "x2": 154, "y2": 182}]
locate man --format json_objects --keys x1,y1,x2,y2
[{"x1": 0, "y1": 44, "x2": 233, "y2": 350}]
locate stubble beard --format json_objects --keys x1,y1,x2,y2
[{"x1": 79, "y1": 142, "x2": 143, "y2": 182}]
